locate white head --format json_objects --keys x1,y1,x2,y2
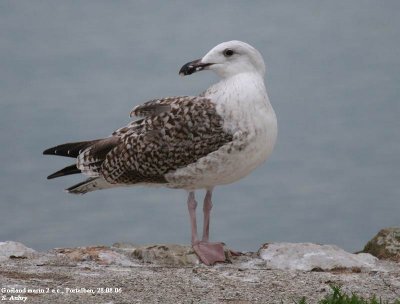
[{"x1": 179, "y1": 40, "x2": 266, "y2": 79}]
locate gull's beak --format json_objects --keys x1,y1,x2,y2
[{"x1": 179, "y1": 59, "x2": 213, "y2": 76}]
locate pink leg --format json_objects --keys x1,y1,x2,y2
[
  {"x1": 202, "y1": 190, "x2": 241, "y2": 258},
  {"x1": 187, "y1": 190, "x2": 226, "y2": 265},
  {"x1": 202, "y1": 190, "x2": 212, "y2": 242},
  {"x1": 187, "y1": 191, "x2": 198, "y2": 245}
]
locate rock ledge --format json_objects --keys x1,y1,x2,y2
[{"x1": 0, "y1": 241, "x2": 399, "y2": 304}]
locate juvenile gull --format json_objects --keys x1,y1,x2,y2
[{"x1": 43, "y1": 40, "x2": 278, "y2": 265}]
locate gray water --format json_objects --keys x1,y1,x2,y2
[{"x1": 1, "y1": 1, "x2": 399, "y2": 253}]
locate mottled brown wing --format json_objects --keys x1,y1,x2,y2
[{"x1": 101, "y1": 96, "x2": 233, "y2": 185}]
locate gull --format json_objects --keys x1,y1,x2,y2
[{"x1": 43, "y1": 40, "x2": 278, "y2": 265}]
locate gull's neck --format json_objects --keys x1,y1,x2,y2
[{"x1": 204, "y1": 72, "x2": 268, "y2": 106}]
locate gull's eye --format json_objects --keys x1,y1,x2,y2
[{"x1": 223, "y1": 49, "x2": 234, "y2": 57}]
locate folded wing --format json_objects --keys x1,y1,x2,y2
[{"x1": 44, "y1": 96, "x2": 233, "y2": 191}]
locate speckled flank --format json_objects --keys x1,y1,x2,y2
[{"x1": 76, "y1": 96, "x2": 233, "y2": 186}]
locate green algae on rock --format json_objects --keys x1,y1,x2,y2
[{"x1": 363, "y1": 227, "x2": 400, "y2": 262}]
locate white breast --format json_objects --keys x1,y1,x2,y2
[{"x1": 166, "y1": 73, "x2": 278, "y2": 190}]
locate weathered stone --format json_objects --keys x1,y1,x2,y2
[
  {"x1": 0, "y1": 241, "x2": 37, "y2": 261},
  {"x1": 132, "y1": 244, "x2": 201, "y2": 266},
  {"x1": 258, "y1": 242, "x2": 377, "y2": 271},
  {"x1": 54, "y1": 245, "x2": 136, "y2": 266},
  {"x1": 362, "y1": 227, "x2": 400, "y2": 262}
]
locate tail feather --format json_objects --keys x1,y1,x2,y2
[
  {"x1": 44, "y1": 137, "x2": 121, "y2": 193},
  {"x1": 66, "y1": 177, "x2": 113, "y2": 194},
  {"x1": 43, "y1": 140, "x2": 101, "y2": 158}
]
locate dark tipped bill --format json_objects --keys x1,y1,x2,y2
[{"x1": 179, "y1": 59, "x2": 213, "y2": 76}]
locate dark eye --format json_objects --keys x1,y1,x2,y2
[{"x1": 223, "y1": 49, "x2": 234, "y2": 57}]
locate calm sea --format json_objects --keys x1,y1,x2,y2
[{"x1": 1, "y1": 1, "x2": 399, "y2": 253}]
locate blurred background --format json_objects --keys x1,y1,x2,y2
[{"x1": 1, "y1": 1, "x2": 399, "y2": 253}]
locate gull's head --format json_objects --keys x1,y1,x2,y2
[{"x1": 179, "y1": 40, "x2": 266, "y2": 79}]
